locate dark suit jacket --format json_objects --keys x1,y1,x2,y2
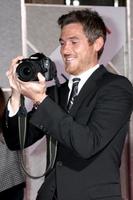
[{"x1": 3, "y1": 65, "x2": 133, "y2": 200}]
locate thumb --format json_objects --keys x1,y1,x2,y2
[{"x1": 38, "y1": 72, "x2": 45, "y2": 83}]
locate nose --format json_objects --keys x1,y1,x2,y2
[{"x1": 61, "y1": 42, "x2": 72, "y2": 55}]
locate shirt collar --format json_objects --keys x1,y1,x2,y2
[{"x1": 68, "y1": 64, "x2": 99, "y2": 92}]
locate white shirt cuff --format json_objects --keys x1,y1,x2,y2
[{"x1": 8, "y1": 100, "x2": 19, "y2": 117}]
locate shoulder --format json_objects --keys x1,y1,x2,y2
[
  {"x1": 93, "y1": 66, "x2": 133, "y2": 102},
  {"x1": 100, "y1": 66, "x2": 133, "y2": 90}
]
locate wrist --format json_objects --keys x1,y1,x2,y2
[
  {"x1": 9, "y1": 95, "x2": 21, "y2": 114},
  {"x1": 10, "y1": 94, "x2": 20, "y2": 106},
  {"x1": 33, "y1": 101, "x2": 41, "y2": 110},
  {"x1": 33, "y1": 94, "x2": 47, "y2": 109}
]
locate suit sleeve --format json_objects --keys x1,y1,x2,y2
[
  {"x1": 29, "y1": 77, "x2": 133, "y2": 159},
  {"x1": 2, "y1": 109, "x2": 45, "y2": 150}
]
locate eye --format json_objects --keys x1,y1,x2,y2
[
  {"x1": 71, "y1": 39, "x2": 79, "y2": 45},
  {"x1": 72, "y1": 41, "x2": 77, "y2": 44},
  {"x1": 60, "y1": 42, "x2": 64, "y2": 46},
  {"x1": 59, "y1": 39, "x2": 65, "y2": 46}
]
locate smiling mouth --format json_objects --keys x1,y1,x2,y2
[{"x1": 65, "y1": 57, "x2": 75, "y2": 63}]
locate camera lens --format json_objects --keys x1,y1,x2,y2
[
  {"x1": 22, "y1": 66, "x2": 31, "y2": 75},
  {"x1": 16, "y1": 61, "x2": 37, "y2": 82}
]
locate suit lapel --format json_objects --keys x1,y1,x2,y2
[{"x1": 69, "y1": 65, "x2": 108, "y2": 116}]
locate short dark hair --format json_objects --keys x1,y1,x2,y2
[{"x1": 58, "y1": 9, "x2": 107, "y2": 59}]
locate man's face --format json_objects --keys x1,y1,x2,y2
[{"x1": 59, "y1": 23, "x2": 99, "y2": 75}]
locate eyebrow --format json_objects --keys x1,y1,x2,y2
[{"x1": 59, "y1": 36, "x2": 79, "y2": 42}]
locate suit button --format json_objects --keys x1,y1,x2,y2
[
  {"x1": 57, "y1": 161, "x2": 62, "y2": 166},
  {"x1": 39, "y1": 125, "x2": 46, "y2": 132},
  {"x1": 50, "y1": 185, "x2": 55, "y2": 192},
  {"x1": 39, "y1": 125, "x2": 44, "y2": 130}
]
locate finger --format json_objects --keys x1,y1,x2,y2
[
  {"x1": 7, "y1": 56, "x2": 24, "y2": 75},
  {"x1": 38, "y1": 73, "x2": 45, "y2": 84},
  {"x1": 11, "y1": 56, "x2": 23, "y2": 66}
]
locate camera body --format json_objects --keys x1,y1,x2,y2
[{"x1": 16, "y1": 53, "x2": 57, "y2": 82}]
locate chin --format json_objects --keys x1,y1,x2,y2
[
  {"x1": 65, "y1": 66, "x2": 71, "y2": 74},
  {"x1": 65, "y1": 65, "x2": 76, "y2": 75}
]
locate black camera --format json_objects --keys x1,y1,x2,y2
[{"x1": 16, "y1": 53, "x2": 57, "y2": 82}]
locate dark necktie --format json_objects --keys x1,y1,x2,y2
[{"x1": 67, "y1": 78, "x2": 80, "y2": 112}]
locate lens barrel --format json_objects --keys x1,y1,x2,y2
[{"x1": 16, "y1": 61, "x2": 38, "y2": 82}]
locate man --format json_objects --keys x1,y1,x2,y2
[{"x1": 3, "y1": 9, "x2": 133, "y2": 200}]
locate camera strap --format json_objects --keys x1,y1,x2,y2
[
  {"x1": 18, "y1": 95, "x2": 27, "y2": 150},
  {"x1": 18, "y1": 95, "x2": 53, "y2": 179},
  {"x1": 18, "y1": 85, "x2": 59, "y2": 179}
]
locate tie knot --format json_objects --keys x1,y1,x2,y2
[
  {"x1": 72, "y1": 78, "x2": 80, "y2": 85},
  {"x1": 71, "y1": 78, "x2": 80, "y2": 95}
]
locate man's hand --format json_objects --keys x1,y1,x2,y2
[
  {"x1": 18, "y1": 72, "x2": 47, "y2": 104},
  {"x1": 6, "y1": 56, "x2": 47, "y2": 113}
]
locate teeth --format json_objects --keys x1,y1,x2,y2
[{"x1": 66, "y1": 58, "x2": 73, "y2": 61}]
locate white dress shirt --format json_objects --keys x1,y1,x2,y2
[{"x1": 68, "y1": 64, "x2": 99, "y2": 101}]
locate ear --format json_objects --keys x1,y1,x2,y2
[{"x1": 94, "y1": 37, "x2": 104, "y2": 52}]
